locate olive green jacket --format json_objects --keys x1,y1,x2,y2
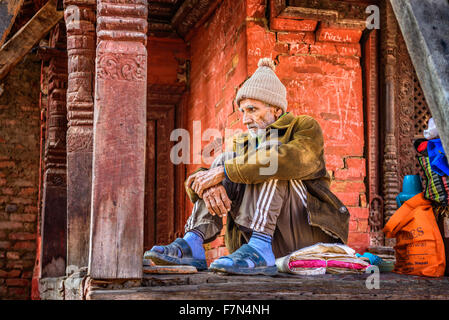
[{"x1": 186, "y1": 113, "x2": 350, "y2": 243}]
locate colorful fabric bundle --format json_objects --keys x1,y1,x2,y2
[
  {"x1": 275, "y1": 243, "x2": 370, "y2": 275},
  {"x1": 288, "y1": 260, "x2": 367, "y2": 270},
  {"x1": 415, "y1": 138, "x2": 449, "y2": 205},
  {"x1": 418, "y1": 155, "x2": 449, "y2": 205}
]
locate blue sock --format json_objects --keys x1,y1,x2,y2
[
  {"x1": 151, "y1": 230, "x2": 205, "y2": 260},
  {"x1": 212, "y1": 231, "x2": 275, "y2": 268},
  {"x1": 183, "y1": 231, "x2": 205, "y2": 260}
]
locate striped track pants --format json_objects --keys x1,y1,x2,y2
[{"x1": 185, "y1": 178, "x2": 336, "y2": 258}]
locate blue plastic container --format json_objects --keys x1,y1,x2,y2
[{"x1": 396, "y1": 175, "x2": 423, "y2": 208}]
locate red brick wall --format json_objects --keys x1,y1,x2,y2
[
  {"x1": 186, "y1": 0, "x2": 369, "y2": 264},
  {"x1": 0, "y1": 53, "x2": 41, "y2": 299},
  {"x1": 186, "y1": 0, "x2": 248, "y2": 264}
]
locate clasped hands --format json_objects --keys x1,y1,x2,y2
[{"x1": 186, "y1": 166, "x2": 231, "y2": 217}]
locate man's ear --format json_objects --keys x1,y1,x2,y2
[{"x1": 275, "y1": 107, "x2": 283, "y2": 118}]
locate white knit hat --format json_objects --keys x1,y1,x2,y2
[{"x1": 235, "y1": 58, "x2": 287, "y2": 112}]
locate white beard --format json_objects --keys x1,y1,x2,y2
[{"x1": 248, "y1": 128, "x2": 266, "y2": 138}]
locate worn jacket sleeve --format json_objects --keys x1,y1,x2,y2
[{"x1": 224, "y1": 116, "x2": 326, "y2": 184}]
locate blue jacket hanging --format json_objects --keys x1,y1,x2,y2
[{"x1": 427, "y1": 138, "x2": 449, "y2": 176}]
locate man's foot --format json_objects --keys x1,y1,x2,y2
[
  {"x1": 144, "y1": 232, "x2": 207, "y2": 270},
  {"x1": 209, "y1": 232, "x2": 277, "y2": 275}
]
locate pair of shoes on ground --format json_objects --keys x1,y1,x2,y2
[{"x1": 144, "y1": 237, "x2": 278, "y2": 276}]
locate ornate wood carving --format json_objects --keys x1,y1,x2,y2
[
  {"x1": 97, "y1": 53, "x2": 146, "y2": 81},
  {"x1": 380, "y1": 1, "x2": 400, "y2": 237},
  {"x1": 64, "y1": 0, "x2": 96, "y2": 273},
  {"x1": 40, "y1": 22, "x2": 68, "y2": 278},
  {"x1": 89, "y1": 0, "x2": 148, "y2": 279},
  {"x1": 396, "y1": 32, "x2": 418, "y2": 182},
  {"x1": 364, "y1": 29, "x2": 384, "y2": 247}
]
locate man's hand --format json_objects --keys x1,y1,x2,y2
[
  {"x1": 203, "y1": 184, "x2": 232, "y2": 217},
  {"x1": 186, "y1": 166, "x2": 226, "y2": 198}
]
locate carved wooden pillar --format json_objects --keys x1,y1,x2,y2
[
  {"x1": 380, "y1": 1, "x2": 400, "y2": 247},
  {"x1": 364, "y1": 29, "x2": 384, "y2": 247},
  {"x1": 40, "y1": 22, "x2": 68, "y2": 278},
  {"x1": 88, "y1": 0, "x2": 148, "y2": 279},
  {"x1": 64, "y1": 0, "x2": 96, "y2": 274}
]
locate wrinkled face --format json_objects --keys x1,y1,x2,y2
[{"x1": 239, "y1": 98, "x2": 282, "y2": 137}]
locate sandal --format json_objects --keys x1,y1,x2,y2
[
  {"x1": 208, "y1": 244, "x2": 278, "y2": 276},
  {"x1": 144, "y1": 238, "x2": 208, "y2": 271}
]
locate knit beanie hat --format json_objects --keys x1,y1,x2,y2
[{"x1": 235, "y1": 58, "x2": 287, "y2": 112}]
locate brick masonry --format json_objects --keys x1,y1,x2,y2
[
  {"x1": 0, "y1": 52, "x2": 41, "y2": 299},
  {"x1": 184, "y1": 0, "x2": 369, "y2": 265}
]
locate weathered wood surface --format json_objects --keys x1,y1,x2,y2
[
  {"x1": 145, "y1": 106, "x2": 176, "y2": 250},
  {"x1": 40, "y1": 22, "x2": 68, "y2": 278},
  {"x1": 0, "y1": 0, "x2": 63, "y2": 80},
  {"x1": 86, "y1": 272, "x2": 449, "y2": 300},
  {"x1": 145, "y1": 84, "x2": 186, "y2": 251},
  {"x1": 64, "y1": 0, "x2": 96, "y2": 274},
  {"x1": 89, "y1": 0, "x2": 148, "y2": 279},
  {"x1": 39, "y1": 276, "x2": 66, "y2": 300},
  {"x1": 143, "y1": 265, "x2": 198, "y2": 274},
  {"x1": 0, "y1": 0, "x2": 24, "y2": 46}
]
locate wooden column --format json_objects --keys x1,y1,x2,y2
[
  {"x1": 88, "y1": 0, "x2": 148, "y2": 279},
  {"x1": 381, "y1": 0, "x2": 400, "y2": 247},
  {"x1": 40, "y1": 23, "x2": 68, "y2": 278},
  {"x1": 64, "y1": 0, "x2": 96, "y2": 274},
  {"x1": 364, "y1": 29, "x2": 384, "y2": 247}
]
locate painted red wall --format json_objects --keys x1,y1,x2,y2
[
  {"x1": 147, "y1": 36, "x2": 188, "y2": 85},
  {"x1": 185, "y1": 0, "x2": 369, "y2": 264}
]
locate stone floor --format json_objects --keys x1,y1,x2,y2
[{"x1": 85, "y1": 270, "x2": 449, "y2": 300}]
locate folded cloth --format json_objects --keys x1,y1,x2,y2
[
  {"x1": 427, "y1": 139, "x2": 449, "y2": 176},
  {"x1": 288, "y1": 260, "x2": 326, "y2": 269},
  {"x1": 276, "y1": 243, "x2": 370, "y2": 275},
  {"x1": 289, "y1": 260, "x2": 367, "y2": 270}
]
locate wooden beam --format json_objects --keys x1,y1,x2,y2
[
  {"x1": 0, "y1": 0, "x2": 25, "y2": 46},
  {"x1": 0, "y1": 0, "x2": 63, "y2": 81},
  {"x1": 171, "y1": 0, "x2": 214, "y2": 37}
]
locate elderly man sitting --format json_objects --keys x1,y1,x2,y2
[{"x1": 145, "y1": 58, "x2": 349, "y2": 275}]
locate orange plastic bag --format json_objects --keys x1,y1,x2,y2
[{"x1": 383, "y1": 193, "x2": 446, "y2": 277}]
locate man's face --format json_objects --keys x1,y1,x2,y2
[{"x1": 239, "y1": 98, "x2": 281, "y2": 137}]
